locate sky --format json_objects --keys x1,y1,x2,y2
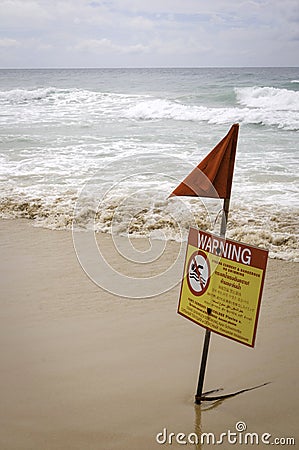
[{"x1": 0, "y1": 0, "x2": 298, "y2": 68}]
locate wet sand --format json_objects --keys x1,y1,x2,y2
[{"x1": 0, "y1": 219, "x2": 298, "y2": 449}]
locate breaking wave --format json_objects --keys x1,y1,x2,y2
[
  {"x1": 235, "y1": 86, "x2": 299, "y2": 111},
  {"x1": 0, "y1": 87, "x2": 58, "y2": 104},
  {"x1": 124, "y1": 86, "x2": 299, "y2": 130},
  {"x1": 0, "y1": 191, "x2": 298, "y2": 261},
  {"x1": 1, "y1": 85, "x2": 298, "y2": 130}
]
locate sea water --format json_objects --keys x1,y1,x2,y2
[{"x1": 0, "y1": 68, "x2": 298, "y2": 260}]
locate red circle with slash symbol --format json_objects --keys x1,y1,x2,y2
[{"x1": 187, "y1": 250, "x2": 210, "y2": 296}]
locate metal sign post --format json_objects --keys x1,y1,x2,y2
[{"x1": 195, "y1": 197, "x2": 230, "y2": 404}]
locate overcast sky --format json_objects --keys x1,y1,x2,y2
[{"x1": 0, "y1": 0, "x2": 298, "y2": 68}]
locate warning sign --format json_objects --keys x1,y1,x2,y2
[{"x1": 178, "y1": 228, "x2": 268, "y2": 347}]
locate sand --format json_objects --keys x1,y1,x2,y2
[{"x1": 0, "y1": 218, "x2": 298, "y2": 449}]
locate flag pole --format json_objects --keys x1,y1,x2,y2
[
  {"x1": 220, "y1": 198, "x2": 230, "y2": 238},
  {"x1": 168, "y1": 123, "x2": 238, "y2": 405},
  {"x1": 194, "y1": 125, "x2": 238, "y2": 405},
  {"x1": 195, "y1": 328, "x2": 211, "y2": 404},
  {"x1": 194, "y1": 197, "x2": 230, "y2": 404}
]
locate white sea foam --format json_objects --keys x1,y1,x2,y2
[
  {"x1": 0, "y1": 86, "x2": 142, "y2": 108},
  {"x1": 123, "y1": 86, "x2": 299, "y2": 130},
  {"x1": 0, "y1": 86, "x2": 147, "y2": 128},
  {"x1": 0, "y1": 189, "x2": 298, "y2": 261},
  {"x1": 235, "y1": 86, "x2": 299, "y2": 111},
  {"x1": 0, "y1": 87, "x2": 58, "y2": 103},
  {"x1": 1, "y1": 85, "x2": 298, "y2": 130}
]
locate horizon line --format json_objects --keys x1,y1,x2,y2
[{"x1": 0, "y1": 66, "x2": 298, "y2": 70}]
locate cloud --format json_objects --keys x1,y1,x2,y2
[
  {"x1": 73, "y1": 38, "x2": 149, "y2": 55},
  {"x1": 126, "y1": 15, "x2": 155, "y2": 30},
  {"x1": 0, "y1": 0, "x2": 51, "y2": 27},
  {"x1": 0, "y1": 0, "x2": 298, "y2": 67},
  {"x1": 0, "y1": 38, "x2": 20, "y2": 48}
]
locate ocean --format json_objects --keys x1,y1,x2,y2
[{"x1": 0, "y1": 67, "x2": 298, "y2": 261}]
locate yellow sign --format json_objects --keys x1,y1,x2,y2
[{"x1": 178, "y1": 228, "x2": 268, "y2": 347}]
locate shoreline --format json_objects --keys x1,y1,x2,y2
[{"x1": 1, "y1": 218, "x2": 298, "y2": 449}]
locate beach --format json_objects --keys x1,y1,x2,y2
[
  {"x1": 1, "y1": 218, "x2": 298, "y2": 449},
  {"x1": 0, "y1": 66, "x2": 298, "y2": 449}
]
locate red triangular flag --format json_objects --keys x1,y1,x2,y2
[{"x1": 169, "y1": 124, "x2": 239, "y2": 199}]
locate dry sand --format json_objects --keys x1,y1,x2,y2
[{"x1": 0, "y1": 218, "x2": 298, "y2": 449}]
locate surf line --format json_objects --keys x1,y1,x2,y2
[{"x1": 197, "y1": 232, "x2": 252, "y2": 265}]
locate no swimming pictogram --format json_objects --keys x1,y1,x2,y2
[{"x1": 187, "y1": 250, "x2": 210, "y2": 296}]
